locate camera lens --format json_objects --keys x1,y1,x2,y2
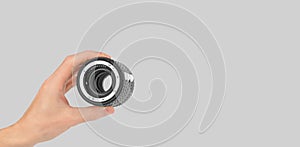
[{"x1": 77, "y1": 57, "x2": 134, "y2": 107}]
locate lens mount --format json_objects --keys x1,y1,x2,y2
[{"x1": 77, "y1": 57, "x2": 134, "y2": 107}]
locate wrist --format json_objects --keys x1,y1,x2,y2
[{"x1": 0, "y1": 123, "x2": 38, "y2": 147}]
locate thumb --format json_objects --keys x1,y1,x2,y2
[{"x1": 71, "y1": 106, "x2": 114, "y2": 125}]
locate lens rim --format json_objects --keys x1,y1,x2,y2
[{"x1": 77, "y1": 57, "x2": 124, "y2": 106}]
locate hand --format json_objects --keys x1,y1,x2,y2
[{"x1": 0, "y1": 51, "x2": 115, "y2": 147}]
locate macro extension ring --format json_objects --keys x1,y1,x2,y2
[{"x1": 77, "y1": 57, "x2": 134, "y2": 107}]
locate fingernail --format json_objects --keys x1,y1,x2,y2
[{"x1": 105, "y1": 106, "x2": 115, "y2": 114}]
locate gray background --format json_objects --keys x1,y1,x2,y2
[{"x1": 0, "y1": 0, "x2": 299, "y2": 146}]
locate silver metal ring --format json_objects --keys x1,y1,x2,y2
[
  {"x1": 79, "y1": 60, "x2": 120, "y2": 102},
  {"x1": 77, "y1": 57, "x2": 134, "y2": 107}
]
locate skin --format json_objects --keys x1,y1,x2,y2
[{"x1": 0, "y1": 51, "x2": 115, "y2": 147}]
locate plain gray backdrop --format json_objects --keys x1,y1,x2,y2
[{"x1": 0, "y1": 0, "x2": 299, "y2": 146}]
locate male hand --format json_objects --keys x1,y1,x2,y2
[{"x1": 0, "y1": 51, "x2": 115, "y2": 147}]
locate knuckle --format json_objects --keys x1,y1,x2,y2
[
  {"x1": 63, "y1": 55, "x2": 74, "y2": 64},
  {"x1": 41, "y1": 76, "x2": 56, "y2": 91},
  {"x1": 41, "y1": 79, "x2": 50, "y2": 90}
]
